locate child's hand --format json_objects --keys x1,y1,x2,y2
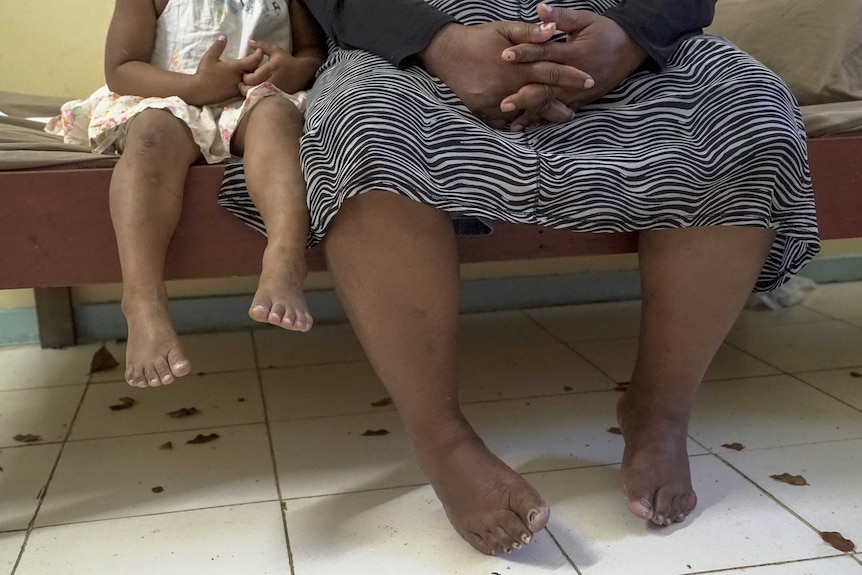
[
  {"x1": 194, "y1": 35, "x2": 264, "y2": 104},
  {"x1": 239, "y1": 39, "x2": 321, "y2": 96}
]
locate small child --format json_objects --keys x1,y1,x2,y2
[{"x1": 47, "y1": 0, "x2": 325, "y2": 388}]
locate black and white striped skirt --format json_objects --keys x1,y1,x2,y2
[{"x1": 219, "y1": 0, "x2": 820, "y2": 292}]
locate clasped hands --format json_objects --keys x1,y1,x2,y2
[
  {"x1": 421, "y1": 3, "x2": 648, "y2": 130},
  {"x1": 192, "y1": 36, "x2": 318, "y2": 104}
]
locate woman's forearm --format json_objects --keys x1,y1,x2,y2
[
  {"x1": 301, "y1": 0, "x2": 455, "y2": 66},
  {"x1": 603, "y1": 0, "x2": 716, "y2": 67}
]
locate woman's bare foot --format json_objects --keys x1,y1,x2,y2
[
  {"x1": 122, "y1": 293, "x2": 191, "y2": 388},
  {"x1": 616, "y1": 390, "x2": 698, "y2": 526},
  {"x1": 248, "y1": 243, "x2": 312, "y2": 332},
  {"x1": 413, "y1": 424, "x2": 549, "y2": 555}
]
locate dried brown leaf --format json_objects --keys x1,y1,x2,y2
[
  {"x1": 371, "y1": 397, "x2": 393, "y2": 407},
  {"x1": 607, "y1": 427, "x2": 623, "y2": 435},
  {"x1": 158, "y1": 441, "x2": 173, "y2": 451},
  {"x1": 109, "y1": 397, "x2": 136, "y2": 411},
  {"x1": 722, "y1": 443, "x2": 745, "y2": 451},
  {"x1": 770, "y1": 472, "x2": 808, "y2": 486},
  {"x1": 360, "y1": 429, "x2": 390, "y2": 437},
  {"x1": 821, "y1": 531, "x2": 855, "y2": 552},
  {"x1": 151, "y1": 486, "x2": 164, "y2": 494},
  {"x1": 562, "y1": 386, "x2": 573, "y2": 392},
  {"x1": 186, "y1": 433, "x2": 220, "y2": 445},
  {"x1": 167, "y1": 407, "x2": 200, "y2": 418},
  {"x1": 850, "y1": 371, "x2": 861, "y2": 378},
  {"x1": 90, "y1": 345, "x2": 119, "y2": 373},
  {"x1": 237, "y1": 397, "x2": 246, "y2": 402},
  {"x1": 13, "y1": 434, "x2": 41, "y2": 443}
]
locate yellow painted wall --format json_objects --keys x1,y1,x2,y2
[
  {"x1": 0, "y1": 0, "x2": 114, "y2": 99},
  {"x1": 0, "y1": 2, "x2": 859, "y2": 309}
]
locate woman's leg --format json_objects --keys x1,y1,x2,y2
[
  {"x1": 324, "y1": 192, "x2": 549, "y2": 555},
  {"x1": 110, "y1": 109, "x2": 200, "y2": 387},
  {"x1": 232, "y1": 97, "x2": 312, "y2": 331},
  {"x1": 620, "y1": 225, "x2": 775, "y2": 525}
]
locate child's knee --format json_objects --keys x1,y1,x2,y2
[
  {"x1": 125, "y1": 109, "x2": 193, "y2": 154},
  {"x1": 256, "y1": 96, "x2": 304, "y2": 127}
]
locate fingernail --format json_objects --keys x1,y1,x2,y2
[
  {"x1": 584, "y1": 77, "x2": 595, "y2": 89},
  {"x1": 218, "y1": 34, "x2": 226, "y2": 41},
  {"x1": 538, "y1": 2, "x2": 552, "y2": 12},
  {"x1": 540, "y1": 22, "x2": 555, "y2": 31},
  {"x1": 500, "y1": 102, "x2": 515, "y2": 112},
  {"x1": 501, "y1": 50, "x2": 515, "y2": 61}
]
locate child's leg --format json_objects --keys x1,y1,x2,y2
[
  {"x1": 110, "y1": 109, "x2": 201, "y2": 387},
  {"x1": 620, "y1": 226, "x2": 774, "y2": 525},
  {"x1": 231, "y1": 96, "x2": 312, "y2": 332}
]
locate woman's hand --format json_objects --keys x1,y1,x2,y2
[
  {"x1": 500, "y1": 4, "x2": 647, "y2": 129},
  {"x1": 420, "y1": 21, "x2": 594, "y2": 128},
  {"x1": 193, "y1": 35, "x2": 263, "y2": 104},
  {"x1": 239, "y1": 39, "x2": 323, "y2": 96}
]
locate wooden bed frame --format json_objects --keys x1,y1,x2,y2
[{"x1": 2, "y1": 132, "x2": 861, "y2": 347}]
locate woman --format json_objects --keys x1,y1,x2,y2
[{"x1": 224, "y1": 0, "x2": 819, "y2": 555}]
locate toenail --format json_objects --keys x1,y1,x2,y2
[
  {"x1": 521, "y1": 533, "x2": 532, "y2": 544},
  {"x1": 527, "y1": 509, "x2": 539, "y2": 523},
  {"x1": 512, "y1": 542, "x2": 522, "y2": 550},
  {"x1": 640, "y1": 499, "x2": 653, "y2": 515},
  {"x1": 654, "y1": 514, "x2": 665, "y2": 525},
  {"x1": 504, "y1": 548, "x2": 512, "y2": 554}
]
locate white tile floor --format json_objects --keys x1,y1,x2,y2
[{"x1": 2, "y1": 282, "x2": 862, "y2": 575}]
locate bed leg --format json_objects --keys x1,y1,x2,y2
[{"x1": 34, "y1": 287, "x2": 76, "y2": 348}]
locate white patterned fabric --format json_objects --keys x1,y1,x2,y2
[{"x1": 46, "y1": 0, "x2": 303, "y2": 163}]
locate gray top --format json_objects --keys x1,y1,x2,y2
[{"x1": 303, "y1": 0, "x2": 716, "y2": 67}]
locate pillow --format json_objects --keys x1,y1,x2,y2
[{"x1": 706, "y1": 0, "x2": 862, "y2": 105}]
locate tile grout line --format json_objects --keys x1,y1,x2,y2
[
  {"x1": 519, "y1": 310, "x2": 629, "y2": 385},
  {"x1": 11, "y1": 369, "x2": 94, "y2": 575},
  {"x1": 723, "y1": 350, "x2": 862, "y2": 381},
  {"x1": 10, "y1": 498, "x2": 282, "y2": 531},
  {"x1": 59, "y1": 419, "x2": 266, "y2": 445},
  {"x1": 252, "y1": 328, "x2": 297, "y2": 575},
  {"x1": 720, "y1": 337, "x2": 862, "y2": 415},
  {"x1": 709, "y1": 450, "x2": 845, "y2": 555},
  {"x1": 799, "y1": 297, "x2": 862, "y2": 330},
  {"x1": 785, "y1": 372, "x2": 862, "y2": 416},
  {"x1": 544, "y1": 526, "x2": 584, "y2": 575},
  {"x1": 10, "y1": 386, "x2": 643, "y2": 450},
  {"x1": 670, "y1": 554, "x2": 848, "y2": 575}
]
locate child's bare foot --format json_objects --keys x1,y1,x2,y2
[
  {"x1": 248, "y1": 244, "x2": 312, "y2": 332},
  {"x1": 617, "y1": 390, "x2": 698, "y2": 526},
  {"x1": 122, "y1": 295, "x2": 191, "y2": 388},
  {"x1": 414, "y1": 423, "x2": 549, "y2": 555}
]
